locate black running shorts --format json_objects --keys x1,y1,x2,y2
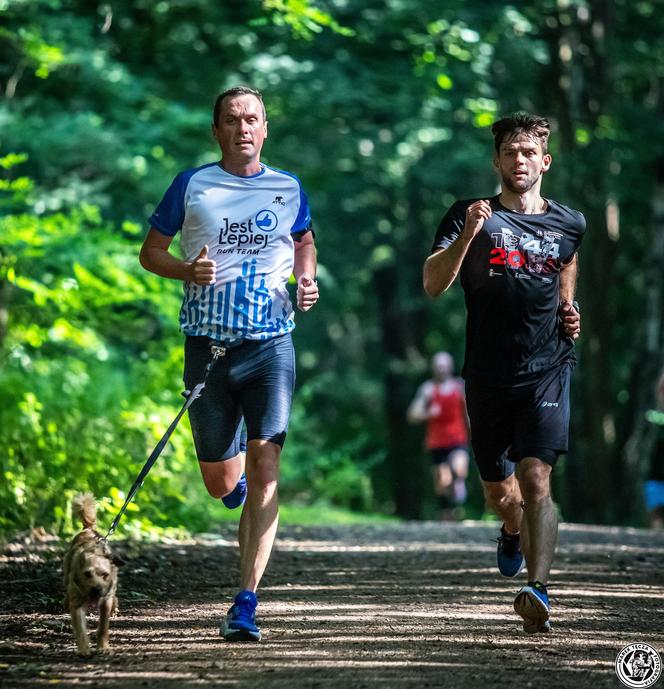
[
  {"x1": 429, "y1": 446, "x2": 469, "y2": 466},
  {"x1": 465, "y1": 362, "x2": 572, "y2": 482}
]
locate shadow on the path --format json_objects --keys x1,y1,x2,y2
[{"x1": 1, "y1": 522, "x2": 662, "y2": 689}]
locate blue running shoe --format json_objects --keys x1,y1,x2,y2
[
  {"x1": 497, "y1": 524, "x2": 525, "y2": 577},
  {"x1": 221, "y1": 473, "x2": 247, "y2": 509},
  {"x1": 514, "y1": 581, "x2": 551, "y2": 633},
  {"x1": 221, "y1": 590, "x2": 261, "y2": 642}
]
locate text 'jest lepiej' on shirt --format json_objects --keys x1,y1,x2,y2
[
  {"x1": 148, "y1": 162, "x2": 313, "y2": 342},
  {"x1": 431, "y1": 196, "x2": 585, "y2": 387}
]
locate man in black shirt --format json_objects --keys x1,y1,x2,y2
[{"x1": 424, "y1": 113, "x2": 584, "y2": 634}]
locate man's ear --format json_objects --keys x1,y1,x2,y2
[
  {"x1": 264, "y1": 119, "x2": 268, "y2": 139},
  {"x1": 542, "y1": 153, "x2": 552, "y2": 173},
  {"x1": 492, "y1": 155, "x2": 500, "y2": 171}
]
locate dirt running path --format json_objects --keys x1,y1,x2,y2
[{"x1": 1, "y1": 521, "x2": 663, "y2": 689}]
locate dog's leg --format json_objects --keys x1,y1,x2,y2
[
  {"x1": 70, "y1": 604, "x2": 91, "y2": 657},
  {"x1": 96, "y1": 596, "x2": 113, "y2": 654},
  {"x1": 62, "y1": 550, "x2": 72, "y2": 611}
]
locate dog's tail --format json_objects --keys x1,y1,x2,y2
[{"x1": 72, "y1": 492, "x2": 97, "y2": 529}]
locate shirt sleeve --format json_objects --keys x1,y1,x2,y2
[
  {"x1": 291, "y1": 180, "x2": 314, "y2": 242},
  {"x1": 431, "y1": 201, "x2": 466, "y2": 254},
  {"x1": 148, "y1": 172, "x2": 189, "y2": 237},
  {"x1": 561, "y1": 210, "x2": 587, "y2": 264},
  {"x1": 291, "y1": 183, "x2": 312, "y2": 234}
]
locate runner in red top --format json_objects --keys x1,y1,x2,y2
[{"x1": 407, "y1": 352, "x2": 470, "y2": 519}]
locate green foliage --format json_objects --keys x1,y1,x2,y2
[
  {"x1": 261, "y1": 0, "x2": 356, "y2": 39},
  {"x1": 0, "y1": 155, "x2": 190, "y2": 534},
  {"x1": 283, "y1": 373, "x2": 384, "y2": 513}
]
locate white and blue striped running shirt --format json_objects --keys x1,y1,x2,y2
[{"x1": 148, "y1": 162, "x2": 312, "y2": 342}]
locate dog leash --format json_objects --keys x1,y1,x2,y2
[{"x1": 103, "y1": 344, "x2": 227, "y2": 540}]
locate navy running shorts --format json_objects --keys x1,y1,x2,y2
[
  {"x1": 429, "y1": 446, "x2": 468, "y2": 466},
  {"x1": 183, "y1": 333, "x2": 295, "y2": 462},
  {"x1": 465, "y1": 362, "x2": 572, "y2": 482}
]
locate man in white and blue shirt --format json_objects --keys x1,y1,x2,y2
[
  {"x1": 140, "y1": 86, "x2": 319, "y2": 642},
  {"x1": 148, "y1": 157, "x2": 313, "y2": 341}
]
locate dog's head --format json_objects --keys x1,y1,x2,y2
[{"x1": 71, "y1": 540, "x2": 119, "y2": 602}]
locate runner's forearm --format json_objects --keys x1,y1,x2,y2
[
  {"x1": 407, "y1": 396, "x2": 428, "y2": 423},
  {"x1": 293, "y1": 237, "x2": 317, "y2": 281},
  {"x1": 559, "y1": 254, "x2": 578, "y2": 303},
  {"x1": 140, "y1": 245, "x2": 194, "y2": 282},
  {"x1": 423, "y1": 232, "x2": 475, "y2": 297}
]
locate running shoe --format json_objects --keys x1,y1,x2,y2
[
  {"x1": 221, "y1": 473, "x2": 247, "y2": 509},
  {"x1": 496, "y1": 524, "x2": 525, "y2": 577},
  {"x1": 220, "y1": 590, "x2": 261, "y2": 642},
  {"x1": 514, "y1": 581, "x2": 551, "y2": 633}
]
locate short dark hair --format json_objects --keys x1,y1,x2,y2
[
  {"x1": 491, "y1": 112, "x2": 550, "y2": 154},
  {"x1": 212, "y1": 86, "x2": 266, "y2": 127}
]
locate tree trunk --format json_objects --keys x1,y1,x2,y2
[
  {"x1": 372, "y1": 262, "x2": 425, "y2": 519},
  {"x1": 619, "y1": 157, "x2": 664, "y2": 518}
]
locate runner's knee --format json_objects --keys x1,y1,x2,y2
[
  {"x1": 199, "y1": 455, "x2": 243, "y2": 498},
  {"x1": 437, "y1": 464, "x2": 453, "y2": 488},
  {"x1": 483, "y1": 477, "x2": 518, "y2": 508},
  {"x1": 246, "y1": 442, "x2": 281, "y2": 488},
  {"x1": 518, "y1": 462, "x2": 552, "y2": 502}
]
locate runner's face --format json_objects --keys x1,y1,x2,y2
[
  {"x1": 494, "y1": 133, "x2": 551, "y2": 194},
  {"x1": 432, "y1": 354, "x2": 453, "y2": 380},
  {"x1": 213, "y1": 94, "x2": 267, "y2": 164}
]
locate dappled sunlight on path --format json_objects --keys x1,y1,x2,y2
[{"x1": 1, "y1": 522, "x2": 662, "y2": 688}]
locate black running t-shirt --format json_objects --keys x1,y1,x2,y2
[{"x1": 431, "y1": 196, "x2": 586, "y2": 387}]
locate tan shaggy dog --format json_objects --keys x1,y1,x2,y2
[{"x1": 63, "y1": 493, "x2": 121, "y2": 656}]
